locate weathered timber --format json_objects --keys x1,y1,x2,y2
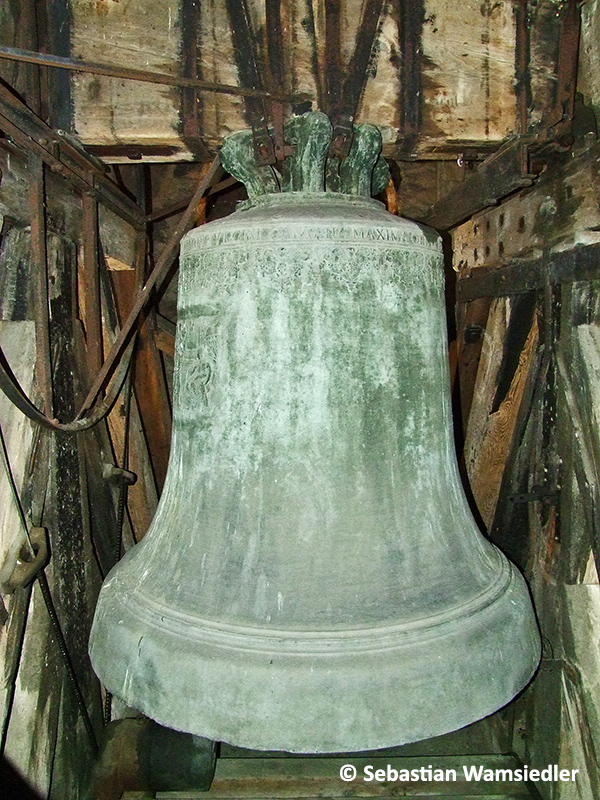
[
  {"x1": 65, "y1": 1, "x2": 558, "y2": 157},
  {"x1": 81, "y1": 192, "x2": 103, "y2": 376},
  {"x1": 28, "y1": 153, "x2": 52, "y2": 415},
  {"x1": 557, "y1": 335, "x2": 600, "y2": 571},
  {"x1": 0, "y1": 45, "x2": 292, "y2": 102},
  {"x1": 455, "y1": 297, "x2": 492, "y2": 432},
  {"x1": 452, "y1": 138, "x2": 600, "y2": 273},
  {"x1": 110, "y1": 267, "x2": 172, "y2": 493},
  {"x1": 0, "y1": 322, "x2": 37, "y2": 755},
  {"x1": 457, "y1": 243, "x2": 600, "y2": 301},
  {"x1": 0, "y1": 226, "x2": 33, "y2": 322},
  {"x1": 120, "y1": 754, "x2": 533, "y2": 799},
  {"x1": 579, "y1": 0, "x2": 600, "y2": 123},
  {"x1": 0, "y1": 80, "x2": 145, "y2": 229},
  {"x1": 43, "y1": 234, "x2": 102, "y2": 791},
  {"x1": 76, "y1": 157, "x2": 220, "y2": 420},
  {"x1": 45, "y1": 0, "x2": 71, "y2": 131},
  {"x1": 419, "y1": 137, "x2": 534, "y2": 231},
  {"x1": 555, "y1": 282, "x2": 600, "y2": 583},
  {"x1": 465, "y1": 297, "x2": 539, "y2": 530}
]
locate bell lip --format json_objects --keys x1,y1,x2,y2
[
  {"x1": 89, "y1": 559, "x2": 541, "y2": 754},
  {"x1": 93, "y1": 553, "x2": 513, "y2": 656}
]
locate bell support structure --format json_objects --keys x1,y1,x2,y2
[{"x1": 89, "y1": 112, "x2": 541, "y2": 753}]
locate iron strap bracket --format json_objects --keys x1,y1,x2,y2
[
  {"x1": 327, "y1": 0, "x2": 386, "y2": 159},
  {"x1": 224, "y1": 0, "x2": 276, "y2": 166},
  {"x1": 509, "y1": 486, "x2": 560, "y2": 506}
]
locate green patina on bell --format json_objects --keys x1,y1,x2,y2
[{"x1": 89, "y1": 112, "x2": 540, "y2": 753}]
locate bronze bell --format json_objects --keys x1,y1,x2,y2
[{"x1": 89, "y1": 112, "x2": 540, "y2": 753}]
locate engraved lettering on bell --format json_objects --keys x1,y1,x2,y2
[{"x1": 89, "y1": 112, "x2": 541, "y2": 753}]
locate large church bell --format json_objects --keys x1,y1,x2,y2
[{"x1": 89, "y1": 112, "x2": 540, "y2": 753}]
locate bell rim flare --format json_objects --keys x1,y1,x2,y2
[
  {"x1": 93, "y1": 555, "x2": 518, "y2": 652},
  {"x1": 89, "y1": 558, "x2": 540, "y2": 753}
]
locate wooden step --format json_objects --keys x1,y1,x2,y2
[{"x1": 122, "y1": 754, "x2": 538, "y2": 799}]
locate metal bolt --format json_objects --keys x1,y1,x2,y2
[{"x1": 464, "y1": 324, "x2": 483, "y2": 344}]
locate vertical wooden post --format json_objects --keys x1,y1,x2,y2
[
  {"x1": 109, "y1": 232, "x2": 172, "y2": 494},
  {"x1": 28, "y1": 152, "x2": 53, "y2": 415},
  {"x1": 81, "y1": 192, "x2": 103, "y2": 377}
]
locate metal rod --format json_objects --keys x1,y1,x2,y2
[
  {"x1": 0, "y1": 331, "x2": 136, "y2": 431},
  {"x1": 396, "y1": 0, "x2": 424, "y2": 145},
  {"x1": 265, "y1": 0, "x2": 286, "y2": 160},
  {"x1": 145, "y1": 175, "x2": 238, "y2": 222},
  {"x1": 37, "y1": 571, "x2": 99, "y2": 754},
  {"x1": 76, "y1": 156, "x2": 222, "y2": 418},
  {"x1": 224, "y1": 0, "x2": 275, "y2": 163},
  {"x1": 514, "y1": 0, "x2": 531, "y2": 136},
  {"x1": 0, "y1": 44, "x2": 296, "y2": 102},
  {"x1": 548, "y1": 0, "x2": 581, "y2": 142},
  {"x1": 0, "y1": 80, "x2": 145, "y2": 229},
  {"x1": 341, "y1": 0, "x2": 386, "y2": 115},
  {"x1": 29, "y1": 152, "x2": 54, "y2": 416},
  {"x1": 0, "y1": 426, "x2": 98, "y2": 753}
]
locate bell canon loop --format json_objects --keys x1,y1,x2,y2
[{"x1": 89, "y1": 112, "x2": 541, "y2": 753}]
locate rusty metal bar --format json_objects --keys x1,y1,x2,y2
[
  {"x1": 330, "y1": 0, "x2": 386, "y2": 157},
  {"x1": 180, "y1": 0, "x2": 211, "y2": 160},
  {"x1": 341, "y1": 0, "x2": 385, "y2": 116},
  {"x1": 266, "y1": 0, "x2": 284, "y2": 89},
  {"x1": 146, "y1": 176, "x2": 238, "y2": 223},
  {"x1": 28, "y1": 152, "x2": 53, "y2": 415},
  {"x1": 514, "y1": 0, "x2": 531, "y2": 136},
  {"x1": 303, "y1": 0, "x2": 324, "y2": 111},
  {"x1": 0, "y1": 80, "x2": 145, "y2": 228},
  {"x1": 0, "y1": 44, "x2": 294, "y2": 102},
  {"x1": 81, "y1": 192, "x2": 103, "y2": 376},
  {"x1": 547, "y1": 0, "x2": 581, "y2": 144},
  {"x1": 76, "y1": 156, "x2": 222, "y2": 419},
  {"x1": 325, "y1": 0, "x2": 342, "y2": 116},
  {"x1": 265, "y1": 0, "x2": 285, "y2": 160},
  {"x1": 396, "y1": 0, "x2": 424, "y2": 151},
  {"x1": 224, "y1": 0, "x2": 275, "y2": 164}
]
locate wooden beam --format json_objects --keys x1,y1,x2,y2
[
  {"x1": 464, "y1": 299, "x2": 539, "y2": 529},
  {"x1": 419, "y1": 138, "x2": 534, "y2": 231},
  {"x1": 110, "y1": 248, "x2": 172, "y2": 494},
  {"x1": 457, "y1": 243, "x2": 600, "y2": 302},
  {"x1": 81, "y1": 193, "x2": 103, "y2": 376},
  {"x1": 455, "y1": 297, "x2": 492, "y2": 433},
  {"x1": 0, "y1": 81, "x2": 145, "y2": 229},
  {"x1": 28, "y1": 153, "x2": 53, "y2": 415}
]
